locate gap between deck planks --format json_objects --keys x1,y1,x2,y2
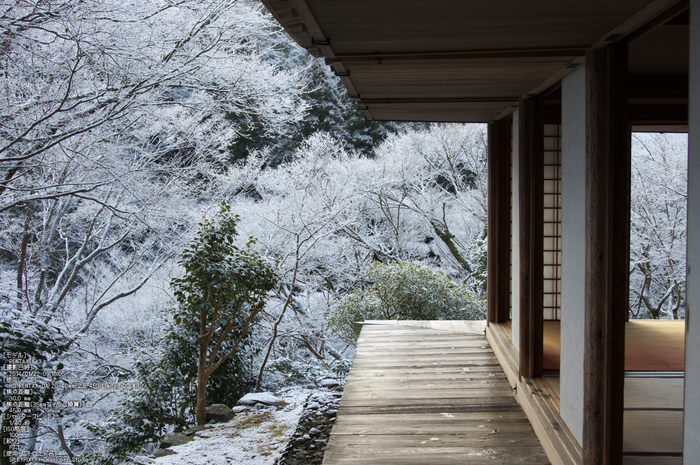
[{"x1": 323, "y1": 322, "x2": 550, "y2": 465}]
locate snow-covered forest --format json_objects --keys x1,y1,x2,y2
[{"x1": 0, "y1": 0, "x2": 688, "y2": 463}]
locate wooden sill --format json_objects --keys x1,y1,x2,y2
[{"x1": 486, "y1": 322, "x2": 582, "y2": 465}]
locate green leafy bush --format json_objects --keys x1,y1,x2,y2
[{"x1": 328, "y1": 262, "x2": 485, "y2": 343}]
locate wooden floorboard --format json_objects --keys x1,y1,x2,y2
[{"x1": 323, "y1": 322, "x2": 550, "y2": 464}]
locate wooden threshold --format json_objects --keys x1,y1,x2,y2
[{"x1": 486, "y1": 322, "x2": 582, "y2": 465}]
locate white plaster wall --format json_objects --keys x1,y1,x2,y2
[
  {"x1": 560, "y1": 65, "x2": 586, "y2": 446},
  {"x1": 685, "y1": 0, "x2": 700, "y2": 459},
  {"x1": 511, "y1": 108, "x2": 520, "y2": 350}
]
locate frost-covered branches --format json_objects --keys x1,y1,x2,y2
[
  {"x1": 0, "y1": 0, "x2": 308, "y2": 337},
  {"x1": 0, "y1": 0, "x2": 307, "y2": 167},
  {"x1": 362, "y1": 124, "x2": 488, "y2": 289},
  {"x1": 629, "y1": 133, "x2": 688, "y2": 319}
]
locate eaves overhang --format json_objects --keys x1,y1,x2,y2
[{"x1": 261, "y1": 0, "x2": 686, "y2": 123}]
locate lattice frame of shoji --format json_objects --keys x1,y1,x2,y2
[{"x1": 543, "y1": 124, "x2": 562, "y2": 320}]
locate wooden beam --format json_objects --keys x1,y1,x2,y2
[
  {"x1": 590, "y1": 0, "x2": 686, "y2": 49},
  {"x1": 287, "y1": 0, "x2": 333, "y2": 55},
  {"x1": 325, "y1": 47, "x2": 587, "y2": 64},
  {"x1": 259, "y1": 0, "x2": 322, "y2": 57},
  {"x1": 359, "y1": 97, "x2": 519, "y2": 105},
  {"x1": 523, "y1": 57, "x2": 586, "y2": 102},
  {"x1": 583, "y1": 43, "x2": 630, "y2": 465},
  {"x1": 487, "y1": 118, "x2": 512, "y2": 324},
  {"x1": 518, "y1": 94, "x2": 544, "y2": 379},
  {"x1": 623, "y1": 0, "x2": 689, "y2": 43}
]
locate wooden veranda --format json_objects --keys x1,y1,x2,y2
[{"x1": 323, "y1": 321, "x2": 550, "y2": 465}]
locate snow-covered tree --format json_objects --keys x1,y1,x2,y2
[
  {"x1": 629, "y1": 133, "x2": 688, "y2": 319},
  {"x1": 352, "y1": 124, "x2": 488, "y2": 292}
]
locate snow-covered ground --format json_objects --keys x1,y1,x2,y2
[{"x1": 142, "y1": 389, "x2": 310, "y2": 465}]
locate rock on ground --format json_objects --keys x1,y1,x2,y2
[
  {"x1": 237, "y1": 392, "x2": 288, "y2": 407},
  {"x1": 206, "y1": 404, "x2": 235, "y2": 423},
  {"x1": 160, "y1": 433, "x2": 189, "y2": 449}
]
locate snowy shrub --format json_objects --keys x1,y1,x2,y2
[
  {"x1": 85, "y1": 323, "x2": 258, "y2": 462},
  {"x1": 328, "y1": 262, "x2": 485, "y2": 343}
]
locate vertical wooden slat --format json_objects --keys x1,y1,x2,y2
[
  {"x1": 488, "y1": 118, "x2": 512, "y2": 324},
  {"x1": 583, "y1": 43, "x2": 630, "y2": 465},
  {"x1": 518, "y1": 95, "x2": 545, "y2": 379}
]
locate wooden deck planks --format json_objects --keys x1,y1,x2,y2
[{"x1": 323, "y1": 323, "x2": 550, "y2": 464}]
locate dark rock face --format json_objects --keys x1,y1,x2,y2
[
  {"x1": 206, "y1": 403, "x2": 235, "y2": 423},
  {"x1": 276, "y1": 390, "x2": 342, "y2": 465}
]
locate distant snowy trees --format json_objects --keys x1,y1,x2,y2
[
  {"x1": 629, "y1": 133, "x2": 688, "y2": 319},
  {"x1": 0, "y1": 0, "x2": 307, "y2": 346},
  {"x1": 223, "y1": 125, "x2": 489, "y2": 391}
]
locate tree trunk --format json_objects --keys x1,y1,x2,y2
[
  {"x1": 256, "y1": 307, "x2": 286, "y2": 391},
  {"x1": 196, "y1": 339, "x2": 209, "y2": 425},
  {"x1": 196, "y1": 374, "x2": 208, "y2": 425}
]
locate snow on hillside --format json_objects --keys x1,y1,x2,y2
[{"x1": 146, "y1": 389, "x2": 310, "y2": 465}]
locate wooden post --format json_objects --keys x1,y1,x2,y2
[
  {"x1": 583, "y1": 43, "x2": 630, "y2": 465},
  {"x1": 487, "y1": 118, "x2": 512, "y2": 324},
  {"x1": 685, "y1": 0, "x2": 700, "y2": 459},
  {"x1": 518, "y1": 95, "x2": 544, "y2": 379}
]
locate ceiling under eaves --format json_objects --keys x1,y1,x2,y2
[{"x1": 261, "y1": 0, "x2": 685, "y2": 123}]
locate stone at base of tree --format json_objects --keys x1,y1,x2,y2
[
  {"x1": 206, "y1": 404, "x2": 235, "y2": 423},
  {"x1": 237, "y1": 392, "x2": 288, "y2": 407},
  {"x1": 154, "y1": 449, "x2": 177, "y2": 458},
  {"x1": 160, "y1": 432, "x2": 189, "y2": 448}
]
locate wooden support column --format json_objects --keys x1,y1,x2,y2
[
  {"x1": 583, "y1": 43, "x2": 630, "y2": 465},
  {"x1": 487, "y1": 118, "x2": 512, "y2": 324},
  {"x1": 685, "y1": 0, "x2": 700, "y2": 458},
  {"x1": 518, "y1": 95, "x2": 544, "y2": 379}
]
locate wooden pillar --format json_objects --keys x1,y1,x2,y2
[
  {"x1": 686, "y1": 0, "x2": 700, "y2": 459},
  {"x1": 487, "y1": 118, "x2": 512, "y2": 324},
  {"x1": 518, "y1": 95, "x2": 544, "y2": 379},
  {"x1": 583, "y1": 43, "x2": 629, "y2": 465}
]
